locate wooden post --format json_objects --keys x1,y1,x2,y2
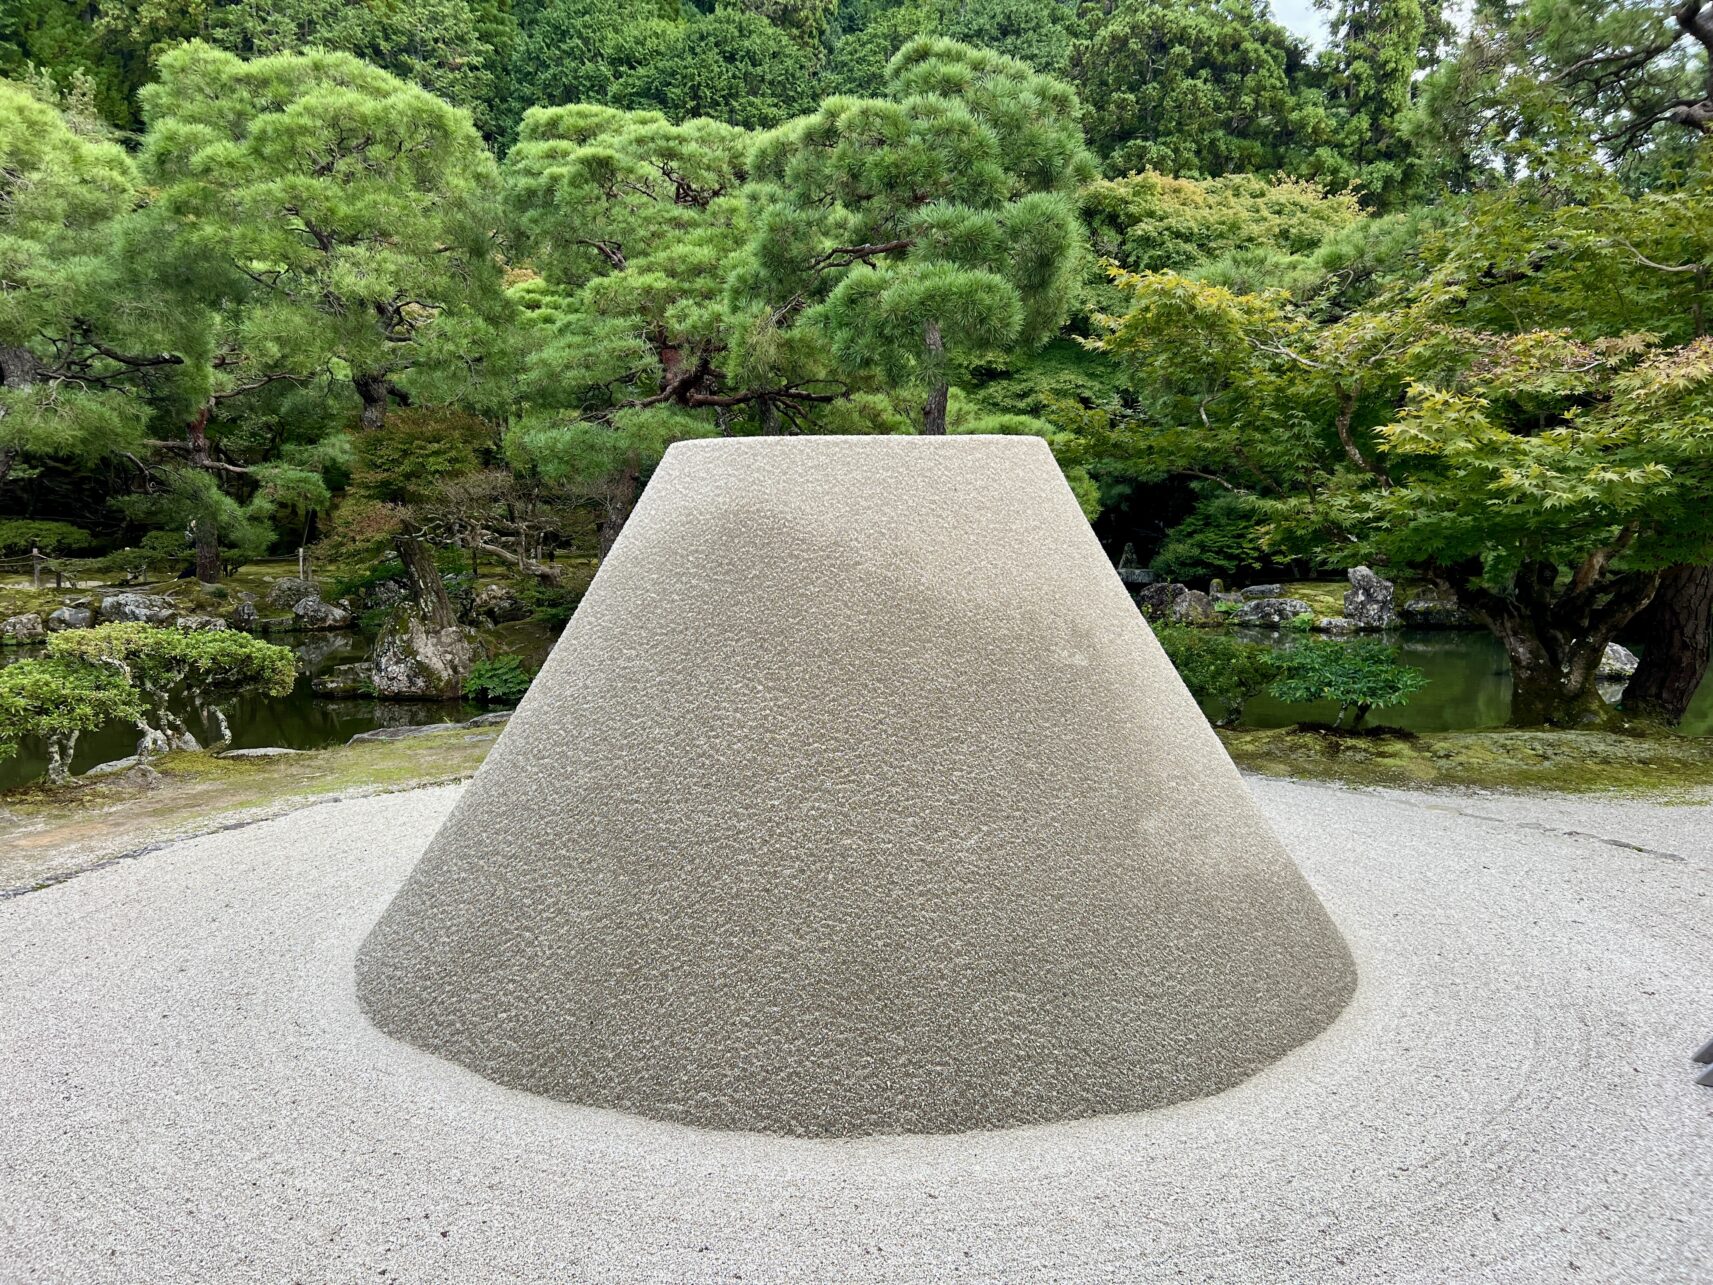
[
  {"x1": 31, "y1": 545, "x2": 42, "y2": 589},
  {"x1": 298, "y1": 546, "x2": 306, "y2": 580}
]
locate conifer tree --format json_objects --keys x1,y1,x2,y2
[
  {"x1": 138, "y1": 43, "x2": 510, "y2": 606},
  {"x1": 738, "y1": 38, "x2": 1093, "y2": 434}
]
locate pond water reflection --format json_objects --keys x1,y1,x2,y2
[
  {"x1": 1219, "y1": 627, "x2": 1713, "y2": 734},
  {"x1": 0, "y1": 634, "x2": 480, "y2": 790}
]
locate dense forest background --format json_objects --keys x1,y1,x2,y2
[{"x1": 4, "y1": 0, "x2": 1713, "y2": 727}]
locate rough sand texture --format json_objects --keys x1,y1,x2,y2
[
  {"x1": 356, "y1": 435, "x2": 1355, "y2": 1136},
  {"x1": 2, "y1": 780, "x2": 1709, "y2": 1283}
]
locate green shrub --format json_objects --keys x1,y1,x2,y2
[
  {"x1": 1155, "y1": 626, "x2": 1281, "y2": 727},
  {"x1": 464, "y1": 655, "x2": 533, "y2": 704},
  {"x1": 49, "y1": 623, "x2": 297, "y2": 751},
  {"x1": 1269, "y1": 640, "x2": 1427, "y2": 729},
  {"x1": 520, "y1": 581, "x2": 586, "y2": 628},
  {"x1": 0, "y1": 657, "x2": 145, "y2": 785},
  {"x1": 0, "y1": 520, "x2": 95, "y2": 555}
]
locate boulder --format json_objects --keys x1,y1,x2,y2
[
  {"x1": 1598, "y1": 642, "x2": 1640, "y2": 681},
  {"x1": 347, "y1": 722, "x2": 463, "y2": 744},
  {"x1": 311, "y1": 663, "x2": 372, "y2": 698},
  {"x1": 1233, "y1": 597, "x2": 1314, "y2": 628},
  {"x1": 1314, "y1": 616, "x2": 1356, "y2": 635},
  {"x1": 228, "y1": 602, "x2": 260, "y2": 632},
  {"x1": 215, "y1": 746, "x2": 306, "y2": 759},
  {"x1": 265, "y1": 577, "x2": 320, "y2": 610},
  {"x1": 292, "y1": 596, "x2": 353, "y2": 631},
  {"x1": 465, "y1": 711, "x2": 514, "y2": 728},
  {"x1": 469, "y1": 582, "x2": 527, "y2": 624},
  {"x1": 1134, "y1": 582, "x2": 1218, "y2": 626},
  {"x1": 1239, "y1": 583, "x2": 1284, "y2": 599},
  {"x1": 176, "y1": 614, "x2": 229, "y2": 632},
  {"x1": 97, "y1": 593, "x2": 177, "y2": 626},
  {"x1": 1343, "y1": 566, "x2": 1399, "y2": 630},
  {"x1": 368, "y1": 605, "x2": 475, "y2": 701},
  {"x1": 1, "y1": 613, "x2": 46, "y2": 644},
  {"x1": 46, "y1": 605, "x2": 93, "y2": 632},
  {"x1": 1401, "y1": 597, "x2": 1478, "y2": 629}
]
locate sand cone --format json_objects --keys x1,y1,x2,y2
[{"x1": 356, "y1": 435, "x2": 1355, "y2": 1137}]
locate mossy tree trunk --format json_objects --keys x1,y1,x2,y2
[{"x1": 1435, "y1": 557, "x2": 1660, "y2": 728}]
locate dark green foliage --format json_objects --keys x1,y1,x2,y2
[
  {"x1": 1154, "y1": 625, "x2": 1281, "y2": 725},
  {"x1": 0, "y1": 520, "x2": 93, "y2": 554},
  {"x1": 210, "y1": 0, "x2": 514, "y2": 135},
  {"x1": 464, "y1": 654, "x2": 535, "y2": 702},
  {"x1": 618, "y1": 8, "x2": 821, "y2": 128},
  {"x1": 519, "y1": 580, "x2": 588, "y2": 627},
  {"x1": 1149, "y1": 491, "x2": 1273, "y2": 582},
  {"x1": 1270, "y1": 640, "x2": 1427, "y2": 728},
  {"x1": 1073, "y1": 0, "x2": 1312, "y2": 179}
]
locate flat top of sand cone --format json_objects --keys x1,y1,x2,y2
[{"x1": 356, "y1": 435, "x2": 1355, "y2": 1137}]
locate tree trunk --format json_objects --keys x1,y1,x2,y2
[
  {"x1": 355, "y1": 373, "x2": 390, "y2": 430},
  {"x1": 1622, "y1": 564, "x2": 1713, "y2": 723},
  {"x1": 192, "y1": 519, "x2": 221, "y2": 584},
  {"x1": 1441, "y1": 558, "x2": 1658, "y2": 727},
  {"x1": 598, "y1": 468, "x2": 640, "y2": 560},
  {"x1": 45, "y1": 732, "x2": 77, "y2": 786},
  {"x1": 394, "y1": 533, "x2": 457, "y2": 630},
  {"x1": 921, "y1": 321, "x2": 948, "y2": 435},
  {"x1": 2, "y1": 345, "x2": 36, "y2": 488}
]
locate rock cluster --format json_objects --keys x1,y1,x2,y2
[
  {"x1": 1401, "y1": 597, "x2": 1478, "y2": 629},
  {"x1": 0, "y1": 613, "x2": 46, "y2": 644},
  {"x1": 1342, "y1": 566, "x2": 1399, "y2": 630},
  {"x1": 1134, "y1": 581, "x2": 1217, "y2": 625},
  {"x1": 97, "y1": 593, "x2": 178, "y2": 626},
  {"x1": 1234, "y1": 597, "x2": 1314, "y2": 627}
]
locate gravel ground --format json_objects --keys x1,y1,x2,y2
[{"x1": 2, "y1": 777, "x2": 1709, "y2": 1284}]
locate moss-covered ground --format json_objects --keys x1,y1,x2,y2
[
  {"x1": 1221, "y1": 725, "x2": 1713, "y2": 799},
  {"x1": 0, "y1": 724, "x2": 500, "y2": 894}
]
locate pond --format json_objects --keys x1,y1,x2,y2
[
  {"x1": 4, "y1": 622, "x2": 1710, "y2": 790},
  {"x1": 1217, "y1": 627, "x2": 1713, "y2": 734},
  {"x1": 0, "y1": 633, "x2": 484, "y2": 791}
]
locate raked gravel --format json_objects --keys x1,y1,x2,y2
[{"x1": 1, "y1": 776, "x2": 1709, "y2": 1283}]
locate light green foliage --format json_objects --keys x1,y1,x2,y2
[
  {"x1": 138, "y1": 44, "x2": 510, "y2": 428},
  {"x1": 1072, "y1": 0, "x2": 1312, "y2": 179},
  {"x1": 50, "y1": 622, "x2": 297, "y2": 752},
  {"x1": 50, "y1": 623, "x2": 297, "y2": 701},
  {"x1": 1096, "y1": 163, "x2": 1713, "y2": 723},
  {"x1": 1269, "y1": 639, "x2": 1426, "y2": 728},
  {"x1": 740, "y1": 38, "x2": 1094, "y2": 432},
  {"x1": 0, "y1": 78, "x2": 165, "y2": 482},
  {"x1": 1153, "y1": 624, "x2": 1281, "y2": 725},
  {"x1": 464, "y1": 653, "x2": 534, "y2": 702},
  {"x1": 1084, "y1": 171, "x2": 1364, "y2": 275},
  {"x1": 0, "y1": 657, "x2": 144, "y2": 784}
]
